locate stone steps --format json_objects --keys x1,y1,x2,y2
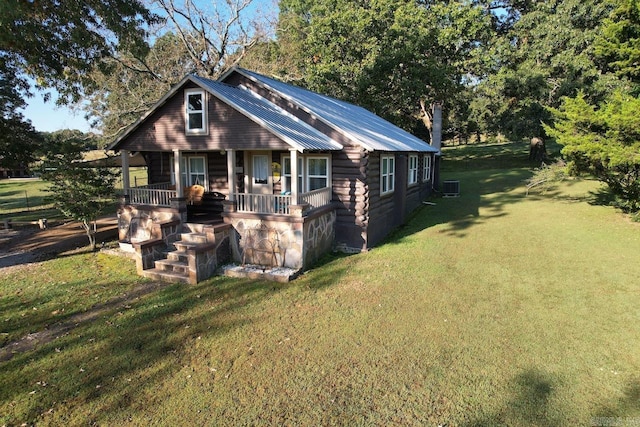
[{"x1": 142, "y1": 228, "x2": 212, "y2": 284}]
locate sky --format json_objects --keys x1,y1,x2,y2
[
  {"x1": 22, "y1": 89, "x2": 91, "y2": 133},
  {"x1": 19, "y1": 0, "x2": 278, "y2": 135}
]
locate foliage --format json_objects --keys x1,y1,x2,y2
[
  {"x1": 83, "y1": 1, "x2": 273, "y2": 139},
  {"x1": 469, "y1": 0, "x2": 618, "y2": 141},
  {"x1": 594, "y1": 0, "x2": 640, "y2": 85},
  {"x1": 545, "y1": 91, "x2": 640, "y2": 212},
  {"x1": 0, "y1": 54, "x2": 42, "y2": 169},
  {"x1": 0, "y1": 0, "x2": 156, "y2": 104},
  {"x1": 525, "y1": 160, "x2": 568, "y2": 195},
  {"x1": 40, "y1": 136, "x2": 118, "y2": 249},
  {"x1": 276, "y1": 0, "x2": 492, "y2": 138}
]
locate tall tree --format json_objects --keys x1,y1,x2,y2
[
  {"x1": 276, "y1": 0, "x2": 492, "y2": 139},
  {"x1": 470, "y1": 0, "x2": 618, "y2": 142},
  {"x1": 0, "y1": 54, "x2": 42, "y2": 170},
  {"x1": 82, "y1": 0, "x2": 274, "y2": 139},
  {"x1": 0, "y1": 0, "x2": 156, "y2": 103}
]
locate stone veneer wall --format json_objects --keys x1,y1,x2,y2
[
  {"x1": 224, "y1": 207, "x2": 336, "y2": 270},
  {"x1": 117, "y1": 197, "x2": 186, "y2": 243}
]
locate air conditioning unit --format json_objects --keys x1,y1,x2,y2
[{"x1": 442, "y1": 180, "x2": 460, "y2": 197}]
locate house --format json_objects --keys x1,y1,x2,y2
[{"x1": 110, "y1": 67, "x2": 441, "y2": 283}]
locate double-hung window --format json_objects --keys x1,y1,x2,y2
[
  {"x1": 282, "y1": 156, "x2": 303, "y2": 192},
  {"x1": 408, "y1": 155, "x2": 418, "y2": 186},
  {"x1": 381, "y1": 155, "x2": 395, "y2": 195},
  {"x1": 185, "y1": 89, "x2": 207, "y2": 134},
  {"x1": 170, "y1": 155, "x2": 208, "y2": 189},
  {"x1": 423, "y1": 154, "x2": 432, "y2": 182},
  {"x1": 307, "y1": 157, "x2": 329, "y2": 191}
]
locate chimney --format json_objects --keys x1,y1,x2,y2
[{"x1": 431, "y1": 102, "x2": 442, "y2": 154}]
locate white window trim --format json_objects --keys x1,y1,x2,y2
[
  {"x1": 170, "y1": 154, "x2": 208, "y2": 189},
  {"x1": 185, "y1": 89, "x2": 208, "y2": 135},
  {"x1": 381, "y1": 155, "x2": 395, "y2": 195},
  {"x1": 282, "y1": 155, "x2": 304, "y2": 193},
  {"x1": 423, "y1": 154, "x2": 432, "y2": 182},
  {"x1": 306, "y1": 156, "x2": 330, "y2": 191},
  {"x1": 408, "y1": 154, "x2": 418, "y2": 186}
]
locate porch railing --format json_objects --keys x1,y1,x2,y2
[
  {"x1": 127, "y1": 187, "x2": 177, "y2": 206},
  {"x1": 235, "y1": 187, "x2": 332, "y2": 215},
  {"x1": 300, "y1": 187, "x2": 332, "y2": 210},
  {"x1": 236, "y1": 193, "x2": 293, "y2": 215}
]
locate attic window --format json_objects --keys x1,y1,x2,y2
[{"x1": 185, "y1": 89, "x2": 207, "y2": 134}]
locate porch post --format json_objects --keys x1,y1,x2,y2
[
  {"x1": 121, "y1": 150, "x2": 130, "y2": 193},
  {"x1": 290, "y1": 149, "x2": 299, "y2": 203},
  {"x1": 173, "y1": 149, "x2": 183, "y2": 198},
  {"x1": 226, "y1": 149, "x2": 236, "y2": 201}
]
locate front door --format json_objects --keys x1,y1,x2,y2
[{"x1": 251, "y1": 153, "x2": 271, "y2": 194}]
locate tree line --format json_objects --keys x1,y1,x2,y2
[{"x1": 1, "y1": 0, "x2": 638, "y2": 214}]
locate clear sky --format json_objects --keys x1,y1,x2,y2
[
  {"x1": 20, "y1": 0, "x2": 278, "y2": 134},
  {"x1": 22, "y1": 89, "x2": 91, "y2": 133}
]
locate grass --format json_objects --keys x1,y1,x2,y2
[
  {"x1": 1, "y1": 142, "x2": 639, "y2": 425},
  {"x1": 0, "y1": 168, "x2": 147, "y2": 223}
]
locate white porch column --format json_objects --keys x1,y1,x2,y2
[
  {"x1": 173, "y1": 149, "x2": 183, "y2": 198},
  {"x1": 226, "y1": 149, "x2": 236, "y2": 201},
  {"x1": 290, "y1": 149, "x2": 299, "y2": 203},
  {"x1": 121, "y1": 150, "x2": 130, "y2": 193}
]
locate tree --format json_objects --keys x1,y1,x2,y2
[
  {"x1": 83, "y1": 0, "x2": 274, "y2": 139},
  {"x1": 469, "y1": 0, "x2": 618, "y2": 142},
  {"x1": 0, "y1": 54, "x2": 42, "y2": 170},
  {"x1": 0, "y1": 0, "x2": 156, "y2": 103},
  {"x1": 276, "y1": 0, "x2": 492, "y2": 139},
  {"x1": 546, "y1": 91, "x2": 640, "y2": 213},
  {"x1": 41, "y1": 134, "x2": 118, "y2": 250}
]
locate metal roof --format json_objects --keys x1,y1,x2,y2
[
  {"x1": 191, "y1": 76, "x2": 342, "y2": 152},
  {"x1": 233, "y1": 68, "x2": 438, "y2": 153}
]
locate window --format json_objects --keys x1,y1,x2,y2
[
  {"x1": 253, "y1": 155, "x2": 269, "y2": 185},
  {"x1": 307, "y1": 157, "x2": 329, "y2": 191},
  {"x1": 185, "y1": 89, "x2": 207, "y2": 134},
  {"x1": 423, "y1": 154, "x2": 432, "y2": 182},
  {"x1": 381, "y1": 155, "x2": 395, "y2": 195},
  {"x1": 170, "y1": 155, "x2": 208, "y2": 189},
  {"x1": 408, "y1": 155, "x2": 418, "y2": 185},
  {"x1": 282, "y1": 156, "x2": 303, "y2": 192}
]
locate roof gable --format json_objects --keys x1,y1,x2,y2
[
  {"x1": 226, "y1": 68, "x2": 437, "y2": 153},
  {"x1": 109, "y1": 75, "x2": 342, "y2": 152}
]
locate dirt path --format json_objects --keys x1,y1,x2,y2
[
  {"x1": 0, "y1": 215, "x2": 174, "y2": 362},
  {"x1": 0, "y1": 216, "x2": 119, "y2": 269}
]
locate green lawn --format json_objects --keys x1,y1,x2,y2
[{"x1": 1, "y1": 143, "x2": 639, "y2": 425}]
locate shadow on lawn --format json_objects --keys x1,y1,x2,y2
[
  {"x1": 0, "y1": 275, "x2": 283, "y2": 424},
  {"x1": 387, "y1": 167, "x2": 545, "y2": 242}
]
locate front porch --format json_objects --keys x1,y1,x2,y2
[{"x1": 116, "y1": 148, "x2": 336, "y2": 283}]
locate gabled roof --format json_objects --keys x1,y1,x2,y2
[
  {"x1": 109, "y1": 75, "x2": 342, "y2": 152},
  {"x1": 228, "y1": 68, "x2": 438, "y2": 153},
  {"x1": 190, "y1": 76, "x2": 342, "y2": 152}
]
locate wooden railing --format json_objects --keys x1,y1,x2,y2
[
  {"x1": 235, "y1": 187, "x2": 332, "y2": 214},
  {"x1": 127, "y1": 188, "x2": 177, "y2": 206},
  {"x1": 300, "y1": 187, "x2": 332, "y2": 209},
  {"x1": 236, "y1": 193, "x2": 293, "y2": 215}
]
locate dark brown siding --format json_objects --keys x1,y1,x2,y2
[
  {"x1": 331, "y1": 146, "x2": 369, "y2": 251},
  {"x1": 118, "y1": 82, "x2": 290, "y2": 152}
]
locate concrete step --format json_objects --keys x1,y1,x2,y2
[
  {"x1": 173, "y1": 241, "x2": 200, "y2": 252},
  {"x1": 180, "y1": 232, "x2": 208, "y2": 244},
  {"x1": 166, "y1": 250, "x2": 188, "y2": 263},
  {"x1": 155, "y1": 258, "x2": 189, "y2": 275},
  {"x1": 141, "y1": 268, "x2": 190, "y2": 284}
]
